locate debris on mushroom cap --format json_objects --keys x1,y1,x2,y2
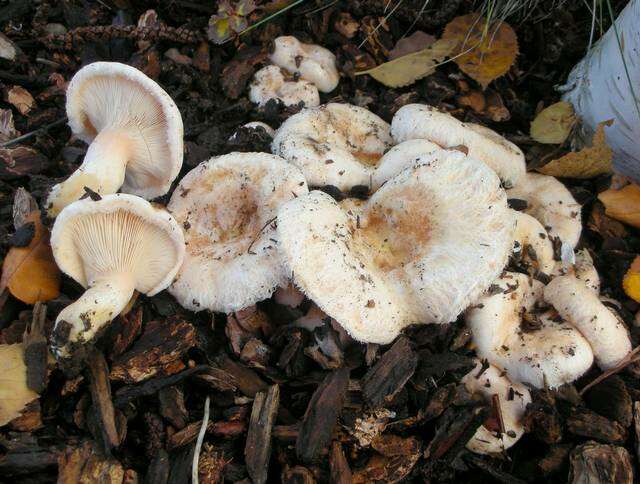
[
  {"x1": 46, "y1": 61, "x2": 183, "y2": 217},
  {"x1": 390, "y1": 104, "x2": 526, "y2": 187},
  {"x1": 507, "y1": 172, "x2": 582, "y2": 248},
  {"x1": 249, "y1": 65, "x2": 320, "y2": 108},
  {"x1": 168, "y1": 152, "x2": 309, "y2": 314},
  {"x1": 544, "y1": 275, "x2": 632, "y2": 370},
  {"x1": 466, "y1": 272, "x2": 594, "y2": 389},
  {"x1": 512, "y1": 210, "x2": 556, "y2": 275},
  {"x1": 277, "y1": 149, "x2": 513, "y2": 344},
  {"x1": 50, "y1": 193, "x2": 185, "y2": 364},
  {"x1": 572, "y1": 249, "x2": 600, "y2": 293},
  {"x1": 269, "y1": 36, "x2": 340, "y2": 93},
  {"x1": 371, "y1": 139, "x2": 441, "y2": 190},
  {"x1": 271, "y1": 103, "x2": 393, "y2": 190},
  {"x1": 229, "y1": 121, "x2": 276, "y2": 144},
  {"x1": 461, "y1": 360, "x2": 532, "y2": 455}
]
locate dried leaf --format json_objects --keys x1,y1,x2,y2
[
  {"x1": 443, "y1": 13, "x2": 518, "y2": 89},
  {"x1": 389, "y1": 31, "x2": 436, "y2": 60},
  {"x1": 5, "y1": 86, "x2": 35, "y2": 116},
  {"x1": 0, "y1": 210, "x2": 61, "y2": 304},
  {"x1": 624, "y1": 256, "x2": 640, "y2": 303},
  {"x1": 0, "y1": 33, "x2": 17, "y2": 61},
  {"x1": 0, "y1": 108, "x2": 18, "y2": 143},
  {"x1": 356, "y1": 38, "x2": 455, "y2": 88},
  {"x1": 208, "y1": 16, "x2": 232, "y2": 44},
  {"x1": 598, "y1": 184, "x2": 640, "y2": 228},
  {"x1": 0, "y1": 343, "x2": 39, "y2": 426},
  {"x1": 539, "y1": 120, "x2": 613, "y2": 178},
  {"x1": 530, "y1": 101, "x2": 576, "y2": 144}
]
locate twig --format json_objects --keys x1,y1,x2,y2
[
  {"x1": 579, "y1": 345, "x2": 640, "y2": 395},
  {"x1": 192, "y1": 395, "x2": 211, "y2": 484},
  {"x1": 246, "y1": 216, "x2": 277, "y2": 255},
  {"x1": 1, "y1": 118, "x2": 67, "y2": 148}
]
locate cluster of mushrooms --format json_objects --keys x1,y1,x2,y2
[{"x1": 44, "y1": 36, "x2": 633, "y2": 456}]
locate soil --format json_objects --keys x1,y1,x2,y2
[{"x1": 0, "y1": 1, "x2": 639, "y2": 483}]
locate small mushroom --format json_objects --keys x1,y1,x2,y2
[
  {"x1": 46, "y1": 62, "x2": 183, "y2": 217},
  {"x1": 462, "y1": 360, "x2": 532, "y2": 455},
  {"x1": 571, "y1": 249, "x2": 600, "y2": 293},
  {"x1": 50, "y1": 194, "x2": 185, "y2": 364},
  {"x1": 512, "y1": 210, "x2": 556, "y2": 275},
  {"x1": 544, "y1": 275, "x2": 632, "y2": 370},
  {"x1": 269, "y1": 36, "x2": 339, "y2": 92},
  {"x1": 391, "y1": 104, "x2": 526, "y2": 187},
  {"x1": 277, "y1": 149, "x2": 513, "y2": 343},
  {"x1": 507, "y1": 173, "x2": 582, "y2": 248},
  {"x1": 168, "y1": 152, "x2": 309, "y2": 313},
  {"x1": 249, "y1": 65, "x2": 320, "y2": 108},
  {"x1": 372, "y1": 139, "x2": 441, "y2": 190},
  {"x1": 271, "y1": 103, "x2": 393, "y2": 190},
  {"x1": 467, "y1": 272, "x2": 594, "y2": 389}
]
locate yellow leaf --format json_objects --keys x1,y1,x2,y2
[
  {"x1": 530, "y1": 101, "x2": 576, "y2": 144},
  {"x1": 624, "y1": 256, "x2": 640, "y2": 302},
  {"x1": 0, "y1": 210, "x2": 60, "y2": 304},
  {"x1": 598, "y1": 183, "x2": 640, "y2": 228},
  {"x1": 538, "y1": 120, "x2": 613, "y2": 178},
  {"x1": 355, "y1": 38, "x2": 455, "y2": 88},
  {"x1": 442, "y1": 13, "x2": 518, "y2": 90},
  {"x1": 0, "y1": 343, "x2": 39, "y2": 426}
]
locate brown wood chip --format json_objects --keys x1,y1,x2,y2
[{"x1": 245, "y1": 384, "x2": 280, "y2": 484}]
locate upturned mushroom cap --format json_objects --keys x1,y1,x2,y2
[
  {"x1": 277, "y1": 149, "x2": 513, "y2": 343},
  {"x1": 544, "y1": 275, "x2": 632, "y2": 370},
  {"x1": 391, "y1": 104, "x2": 526, "y2": 187},
  {"x1": 269, "y1": 36, "x2": 339, "y2": 92},
  {"x1": 371, "y1": 139, "x2": 441, "y2": 190},
  {"x1": 168, "y1": 152, "x2": 309, "y2": 313},
  {"x1": 507, "y1": 173, "x2": 582, "y2": 248},
  {"x1": 271, "y1": 103, "x2": 393, "y2": 190},
  {"x1": 50, "y1": 193, "x2": 185, "y2": 361},
  {"x1": 512, "y1": 210, "x2": 556, "y2": 275},
  {"x1": 47, "y1": 62, "x2": 183, "y2": 216},
  {"x1": 249, "y1": 65, "x2": 320, "y2": 108},
  {"x1": 466, "y1": 272, "x2": 594, "y2": 389},
  {"x1": 462, "y1": 360, "x2": 532, "y2": 454}
]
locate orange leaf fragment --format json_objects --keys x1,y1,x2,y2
[{"x1": 598, "y1": 184, "x2": 640, "y2": 229}]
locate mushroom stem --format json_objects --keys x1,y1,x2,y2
[
  {"x1": 46, "y1": 128, "x2": 131, "y2": 216},
  {"x1": 51, "y1": 272, "x2": 136, "y2": 360}
]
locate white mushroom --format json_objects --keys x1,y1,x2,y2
[
  {"x1": 168, "y1": 152, "x2": 308, "y2": 313},
  {"x1": 467, "y1": 272, "x2": 594, "y2": 389},
  {"x1": 269, "y1": 36, "x2": 339, "y2": 93},
  {"x1": 573, "y1": 249, "x2": 600, "y2": 293},
  {"x1": 462, "y1": 360, "x2": 532, "y2": 455},
  {"x1": 371, "y1": 139, "x2": 441, "y2": 191},
  {"x1": 507, "y1": 173, "x2": 582, "y2": 248},
  {"x1": 391, "y1": 104, "x2": 526, "y2": 187},
  {"x1": 249, "y1": 65, "x2": 320, "y2": 108},
  {"x1": 50, "y1": 194, "x2": 185, "y2": 363},
  {"x1": 271, "y1": 103, "x2": 393, "y2": 190},
  {"x1": 544, "y1": 275, "x2": 632, "y2": 370},
  {"x1": 512, "y1": 210, "x2": 556, "y2": 275},
  {"x1": 46, "y1": 62, "x2": 183, "y2": 217},
  {"x1": 277, "y1": 149, "x2": 513, "y2": 343}
]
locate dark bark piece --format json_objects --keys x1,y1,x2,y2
[
  {"x1": 215, "y1": 353, "x2": 268, "y2": 397},
  {"x1": 282, "y1": 465, "x2": 317, "y2": 483},
  {"x1": 110, "y1": 318, "x2": 196, "y2": 384},
  {"x1": 9, "y1": 399, "x2": 42, "y2": 432},
  {"x1": 245, "y1": 384, "x2": 280, "y2": 484},
  {"x1": 362, "y1": 337, "x2": 418, "y2": 407},
  {"x1": 415, "y1": 351, "x2": 474, "y2": 380},
  {"x1": 465, "y1": 454, "x2": 528, "y2": 484},
  {"x1": 23, "y1": 302, "x2": 47, "y2": 393},
  {"x1": 0, "y1": 146, "x2": 49, "y2": 179},
  {"x1": 168, "y1": 445, "x2": 195, "y2": 484},
  {"x1": 273, "y1": 424, "x2": 300, "y2": 441},
  {"x1": 145, "y1": 450, "x2": 170, "y2": 484},
  {"x1": 569, "y1": 442, "x2": 633, "y2": 484},
  {"x1": 58, "y1": 440, "x2": 124, "y2": 483},
  {"x1": 523, "y1": 389, "x2": 563, "y2": 444},
  {"x1": 296, "y1": 367, "x2": 350, "y2": 463},
  {"x1": 584, "y1": 375, "x2": 632, "y2": 427},
  {"x1": 566, "y1": 408, "x2": 627, "y2": 444},
  {"x1": 86, "y1": 348, "x2": 119, "y2": 451},
  {"x1": 158, "y1": 386, "x2": 189, "y2": 429},
  {"x1": 168, "y1": 419, "x2": 247, "y2": 451},
  {"x1": 634, "y1": 402, "x2": 640, "y2": 465},
  {"x1": 104, "y1": 306, "x2": 143, "y2": 359},
  {"x1": 192, "y1": 366, "x2": 238, "y2": 392},
  {"x1": 353, "y1": 436, "x2": 421, "y2": 484},
  {"x1": 0, "y1": 445, "x2": 57, "y2": 477},
  {"x1": 423, "y1": 383, "x2": 466, "y2": 422},
  {"x1": 330, "y1": 441, "x2": 352, "y2": 484},
  {"x1": 539, "y1": 444, "x2": 572, "y2": 476}
]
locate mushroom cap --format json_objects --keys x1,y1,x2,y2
[
  {"x1": 168, "y1": 152, "x2": 309, "y2": 313},
  {"x1": 462, "y1": 360, "x2": 532, "y2": 454},
  {"x1": 271, "y1": 103, "x2": 393, "y2": 190},
  {"x1": 277, "y1": 149, "x2": 513, "y2": 343},
  {"x1": 467, "y1": 272, "x2": 594, "y2": 389},
  {"x1": 507, "y1": 173, "x2": 582, "y2": 248},
  {"x1": 51, "y1": 193, "x2": 185, "y2": 296},
  {"x1": 390, "y1": 104, "x2": 526, "y2": 187},
  {"x1": 573, "y1": 249, "x2": 600, "y2": 293},
  {"x1": 544, "y1": 275, "x2": 632, "y2": 370},
  {"x1": 269, "y1": 36, "x2": 339, "y2": 92},
  {"x1": 249, "y1": 65, "x2": 320, "y2": 108},
  {"x1": 66, "y1": 61, "x2": 183, "y2": 200},
  {"x1": 512, "y1": 210, "x2": 556, "y2": 275},
  {"x1": 372, "y1": 139, "x2": 441, "y2": 190}
]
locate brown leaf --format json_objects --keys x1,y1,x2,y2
[
  {"x1": 598, "y1": 184, "x2": 640, "y2": 228},
  {"x1": 5, "y1": 86, "x2": 35, "y2": 116},
  {"x1": 0, "y1": 343, "x2": 40, "y2": 426},
  {"x1": 443, "y1": 13, "x2": 518, "y2": 89},
  {"x1": 538, "y1": 120, "x2": 612, "y2": 178},
  {"x1": 388, "y1": 31, "x2": 436, "y2": 60},
  {"x1": 1, "y1": 210, "x2": 60, "y2": 304}
]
